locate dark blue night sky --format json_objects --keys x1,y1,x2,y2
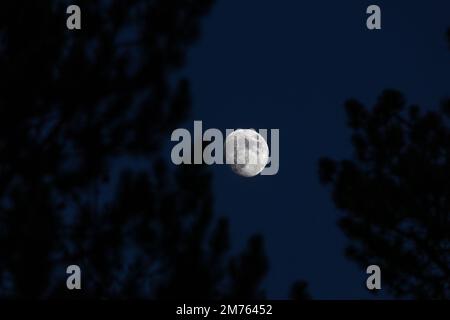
[{"x1": 181, "y1": 0, "x2": 450, "y2": 298}]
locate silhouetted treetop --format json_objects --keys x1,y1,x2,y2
[
  {"x1": 0, "y1": 0, "x2": 278, "y2": 299},
  {"x1": 320, "y1": 87, "x2": 450, "y2": 298}
]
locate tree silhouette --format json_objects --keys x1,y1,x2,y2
[
  {"x1": 0, "y1": 0, "x2": 277, "y2": 299},
  {"x1": 319, "y1": 31, "x2": 450, "y2": 299}
]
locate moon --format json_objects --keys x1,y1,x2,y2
[{"x1": 224, "y1": 129, "x2": 269, "y2": 177}]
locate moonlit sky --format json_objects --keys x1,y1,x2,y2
[{"x1": 182, "y1": 0, "x2": 450, "y2": 298}]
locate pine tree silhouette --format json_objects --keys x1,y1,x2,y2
[
  {"x1": 319, "y1": 29, "x2": 450, "y2": 299},
  {"x1": 0, "y1": 0, "x2": 280, "y2": 299}
]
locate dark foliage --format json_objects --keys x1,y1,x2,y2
[
  {"x1": 0, "y1": 0, "x2": 276, "y2": 299},
  {"x1": 319, "y1": 30, "x2": 450, "y2": 298}
]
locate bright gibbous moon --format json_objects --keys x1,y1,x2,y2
[{"x1": 224, "y1": 129, "x2": 269, "y2": 177}]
